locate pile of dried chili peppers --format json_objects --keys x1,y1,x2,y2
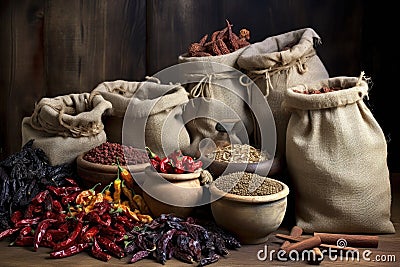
[
  {"x1": 146, "y1": 147, "x2": 203, "y2": 174},
  {"x1": 0, "y1": 163, "x2": 152, "y2": 262}
]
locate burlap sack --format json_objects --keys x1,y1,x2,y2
[
  {"x1": 237, "y1": 28, "x2": 329, "y2": 159},
  {"x1": 284, "y1": 76, "x2": 395, "y2": 234},
  {"x1": 91, "y1": 79, "x2": 159, "y2": 143},
  {"x1": 121, "y1": 81, "x2": 191, "y2": 158},
  {"x1": 178, "y1": 47, "x2": 254, "y2": 157},
  {"x1": 22, "y1": 92, "x2": 112, "y2": 165}
]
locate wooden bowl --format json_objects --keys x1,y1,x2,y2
[
  {"x1": 76, "y1": 154, "x2": 149, "y2": 194},
  {"x1": 209, "y1": 176, "x2": 289, "y2": 244},
  {"x1": 206, "y1": 156, "x2": 282, "y2": 179}
]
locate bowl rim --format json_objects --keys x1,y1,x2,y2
[
  {"x1": 144, "y1": 166, "x2": 201, "y2": 181},
  {"x1": 76, "y1": 153, "x2": 150, "y2": 172},
  {"x1": 209, "y1": 175, "x2": 289, "y2": 203}
]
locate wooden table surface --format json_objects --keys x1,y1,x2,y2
[{"x1": 1, "y1": 174, "x2": 399, "y2": 267}]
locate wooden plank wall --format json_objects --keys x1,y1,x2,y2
[{"x1": 1, "y1": 0, "x2": 399, "y2": 172}]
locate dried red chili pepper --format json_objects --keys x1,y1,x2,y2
[
  {"x1": 82, "y1": 225, "x2": 99, "y2": 243},
  {"x1": 31, "y1": 189, "x2": 49, "y2": 205},
  {"x1": 0, "y1": 227, "x2": 20, "y2": 240},
  {"x1": 10, "y1": 210, "x2": 23, "y2": 224},
  {"x1": 159, "y1": 157, "x2": 174, "y2": 174},
  {"x1": 49, "y1": 242, "x2": 90, "y2": 259},
  {"x1": 34, "y1": 218, "x2": 57, "y2": 251},
  {"x1": 91, "y1": 237, "x2": 111, "y2": 262},
  {"x1": 61, "y1": 191, "x2": 80, "y2": 206},
  {"x1": 19, "y1": 226, "x2": 33, "y2": 237},
  {"x1": 64, "y1": 177, "x2": 79, "y2": 186},
  {"x1": 14, "y1": 217, "x2": 41, "y2": 228},
  {"x1": 173, "y1": 161, "x2": 185, "y2": 174},
  {"x1": 146, "y1": 147, "x2": 161, "y2": 162},
  {"x1": 52, "y1": 216, "x2": 83, "y2": 251},
  {"x1": 97, "y1": 236, "x2": 125, "y2": 258},
  {"x1": 130, "y1": 250, "x2": 151, "y2": 263},
  {"x1": 13, "y1": 236, "x2": 34, "y2": 247},
  {"x1": 150, "y1": 159, "x2": 160, "y2": 172},
  {"x1": 47, "y1": 185, "x2": 81, "y2": 197},
  {"x1": 85, "y1": 211, "x2": 109, "y2": 227}
]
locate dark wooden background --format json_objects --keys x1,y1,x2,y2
[{"x1": 1, "y1": 0, "x2": 399, "y2": 172}]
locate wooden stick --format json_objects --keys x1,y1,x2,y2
[
  {"x1": 275, "y1": 234, "x2": 359, "y2": 252},
  {"x1": 307, "y1": 247, "x2": 324, "y2": 265},
  {"x1": 283, "y1": 236, "x2": 322, "y2": 254},
  {"x1": 280, "y1": 226, "x2": 303, "y2": 249},
  {"x1": 314, "y1": 232, "x2": 379, "y2": 248}
]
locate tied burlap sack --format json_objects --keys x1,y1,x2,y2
[
  {"x1": 178, "y1": 47, "x2": 254, "y2": 157},
  {"x1": 91, "y1": 78, "x2": 161, "y2": 143},
  {"x1": 237, "y1": 28, "x2": 329, "y2": 159},
  {"x1": 22, "y1": 92, "x2": 112, "y2": 165},
  {"x1": 284, "y1": 76, "x2": 395, "y2": 234},
  {"x1": 122, "y1": 81, "x2": 191, "y2": 158}
]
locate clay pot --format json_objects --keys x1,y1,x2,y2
[
  {"x1": 209, "y1": 176, "x2": 289, "y2": 244},
  {"x1": 207, "y1": 156, "x2": 282, "y2": 179},
  {"x1": 142, "y1": 166, "x2": 204, "y2": 218},
  {"x1": 76, "y1": 154, "x2": 149, "y2": 194}
]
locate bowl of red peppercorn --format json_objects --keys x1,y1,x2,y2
[{"x1": 76, "y1": 142, "x2": 150, "y2": 193}]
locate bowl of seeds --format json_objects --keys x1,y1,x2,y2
[
  {"x1": 204, "y1": 144, "x2": 282, "y2": 179},
  {"x1": 209, "y1": 172, "x2": 289, "y2": 244}
]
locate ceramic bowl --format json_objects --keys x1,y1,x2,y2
[
  {"x1": 141, "y1": 166, "x2": 204, "y2": 218},
  {"x1": 209, "y1": 175, "x2": 289, "y2": 244},
  {"x1": 76, "y1": 154, "x2": 149, "y2": 194},
  {"x1": 206, "y1": 156, "x2": 282, "y2": 179}
]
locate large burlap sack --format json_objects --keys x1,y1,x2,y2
[
  {"x1": 178, "y1": 47, "x2": 254, "y2": 157},
  {"x1": 120, "y1": 81, "x2": 191, "y2": 158},
  {"x1": 237, "y1": 28, "x2": 329, "y2": 159},
  {"x1": 22, "y1": 92, "x2": 112, "y2": 165},
  {"x1": 284, "y1": 76, "x2": 395, "y2": 234}
]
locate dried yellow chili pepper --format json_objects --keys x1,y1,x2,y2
[
  {"x1": 121, "y1": 181, "x2": 139, "y2": 210},
  {"x1": 133, "y1": 194, "x2": 150, "y2": 215},
  {"x1": 113, "y1": 172, "x2": 122, "y2": 204}
]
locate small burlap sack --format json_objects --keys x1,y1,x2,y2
[
  {"x1": 121, "y1": 80, "x2": 191, "y2": 158},
  {"x1": 284, "y1": 76, "x2": 395, "y2": 234},
  {"x1": 237, "y1": 28, "x2": 329, "y2": 159},
  {"x1": 178, "y1": 47, "x2": 254, "y2": 157},
  {"x1": 22, "y1": 92, "x2": 112, "y2": 165}
]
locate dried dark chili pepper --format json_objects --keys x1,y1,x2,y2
[
  {"x1": 91, "y1": 237, "x2": 111, "y2": 262},
  {"x1": 130, "y1": 250, "x2": 151, "y2": 263},
  {"x1": 97, "y1": 236, "x2": 125, "y2": 258},
  {"x1": 0, "y1": 227, "x2": 20, "y2": 240},
  {"x1": 174, "y1": 250, "x2": 195, "y2": 264},
  {"x1": 156, "y1": 228, "x2": 177, "y2": 264},
  {"x1": 198, "y1": 253, "x2": 220, "y2": 266},
  {"x1": 33, "y1": 218, "x2": 57, "y2": 251},
  {"x1": 49, "y1": 242, "x2": 90, "y2": 259}
]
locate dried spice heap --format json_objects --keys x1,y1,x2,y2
[
  {"x1": 206, "y1": 144, "x2": 268, "y2": 163},
  {"x1": 215, "y1": 172, "x2": 283, "y2": 196},
  {"x1": 187, "y1": 20, "x2": 250, "y2": 57},
  {"x1": 293, "y1": 87, "x2": 341, "y2": 94}
]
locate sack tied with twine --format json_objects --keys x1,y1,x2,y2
[
  {"x1": 237, "y1": 28, "x2": 329, "y2": 160},
  {"x1": 22, "y1": 92, "x2": 112, "y2": 165},
  {"x1": 178, "y1": 47, "x2": 255, "y2": 157},
  {"x1": 283, "y1": 75, "x2": 395, "y2": 234}
]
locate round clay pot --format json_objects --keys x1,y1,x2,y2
[
  {"x1": 209, "y1": 176, "x2": 289, "y2": 244},
  {"x1": 207, "y1": 156, "x2": 282, "y2": 179},
  {"x1": 142, "y1": 166, "x2": 204, "y2": 218},
  {"x1": 76, "y1": 154, "x2": 149, "y2": 194}
]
